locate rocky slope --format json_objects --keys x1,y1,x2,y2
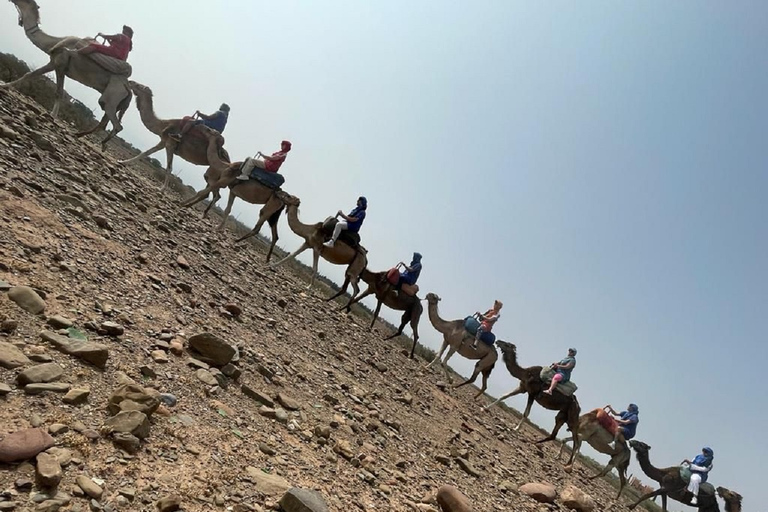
[{"x1": 0, "y1": 87, "x2": 641, "y2": 512}]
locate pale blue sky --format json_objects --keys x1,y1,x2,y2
[{"x1": 2, "y1": 2, "x2": 766, "y2": 509}]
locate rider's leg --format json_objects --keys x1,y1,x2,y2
[
  {"x1": 544, "y1": 373, "x2": 562, "y2": 395},
  {"x1": 324, "y1": 220, "x2": 348, "y2": 248},
  {"x1": 687, "y1": 474, "x2": 701, "y2": 504},
  {"x1": 238, "y1": 157, "x2": 266, "y2": 180}
]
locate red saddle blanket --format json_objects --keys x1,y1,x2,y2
[{"x1": 596, "y1": 409, "x2": 619, "y2": 436}]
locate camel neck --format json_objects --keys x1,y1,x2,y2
[
  {"x1": 426, "y1": 301, "x2": 454, "y2": 334},
  {"x1": 23, "y1": 23, "x2": 65, "y2": 53},
  {"x1": 634, "y1": 450, "x2": 667, "y2": 483},
  {"x1": 134, "y1": 90, "x2": 167, "y2": 136},
  {"x1": 285, "y1": 205, "x2": 314, "y2": 238}
]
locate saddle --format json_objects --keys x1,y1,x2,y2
[
  {"x1": 539, "y1": 368, "x2": 578, "y2": 396},
  {"x1": 679, "y1": 467, "x2": 716, "y2": 497},
  {"x1": 236, "y1": 165, "x2": 285, "y2": 190},
  {"x1": 322, "y1": 218, "x2": 362, "y2": 249},
  {"x1": 85, "y1": 52, "x2": 132, "y2": 76},
  {"x1": 400, "y1": 283, "x2": 419, "y2": 296},
  {"x1": 462, "y1": 316, "x2": 496, "y2": 346}
]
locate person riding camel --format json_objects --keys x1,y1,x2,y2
[
  {"x1": 604, "y1": 403, "x2": 639, "y2": 447},
  {"x1": 389, "y1": 252, "x2": 423, "y2": 290},
  {"x1": 471, "y1": 300, "x2": 502, "y2": 349},
  {"x1": 323, "y1": 197, "x2": 367, "y2": 249},
  {"x1": 544, "y1": 347, "x2": 576, "y2": 395},
  {"x1": 169, "y1": 103, "x2": 230, "y2": 143},
  {"x1": 682, "y1": 447, "x2": 714, "y2": 505},
  {"x1": 237, "y1": 140, "x2": 292, "y2": 180},
  {"x1": 73, "y1": 25, "x2": 133, "y2": 61}
]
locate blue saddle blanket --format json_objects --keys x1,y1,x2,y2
[
  {"x1": 246, "y1": 168, "x2": 285, "y2": 190},
  {"x1": 463, "y1": 316, "x2": 496, "y2": 345}
]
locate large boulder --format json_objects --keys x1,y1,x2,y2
[
  {"x1": 244, "y1": 466, "x2": 291, "y2": 496},
  {"x1": 187, "y1": 333, "x2": 236, "y2": 366},
  {"x1": 436, "y1": 485, "x2": 474, "y2": 512},
  {"x1": 103, "y1": 411, "x2": 150, "y2": 439},
  {"x1": 519, "y1": 482, "x2": 557, "y2": 503},
  {"x1": 16, "y1": 362, "x2": 64, "y2": 386},
  {"x1": 279, "y1": 488, "x2": 330, "y2": 512},
  {"x1": 0, "y1": 341, "x2": 31, "y2": 369},
  {"x1": 40, "y1": 331, "x2": 109, "y2": 369},
  {"x1": 560, "y1": 485, "x2": 596, "y2": 512},
  {"x1": 107, "y1": 383, "x2": 160, "y2": 416},
  {"x1": 0, "y1": 428, "x2": 55, "y2": 463},
  {"x1": 8, "y1": 286, "x2": 46, "y2": 315}
]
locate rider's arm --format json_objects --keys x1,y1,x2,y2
[
  {"x1": 102, "y1": 33, "x2": 121, "y2": 42},
  {"x1": 690, "y1": 463, "x2": 713, "y2": 473},
  {"x1": 261, "y1": 153, "x2": 284, "y2": 162},
  {"x1": 197, "y1": 111, "x2": 217, "y2": 120}
]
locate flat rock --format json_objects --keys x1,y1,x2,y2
[
  {"x1": 24, "y1": 382, "x2": 71, "y2": 395},
  {"x1": 187, "y1": 332, "x2": 235, "y2": 366},
  {"x1": 455, "y1": 457, "x2": 480, "y2": 477},
  {"x1": 112, "y1": 433, "x2": 141, "y2": 454},
  {"x1": 8, "y1": 286, "x2": 46, "y2": 315},
  {"x1": 100, "y1": 321, "x2": 124, "y2": 336},
  {"x1": 46, "y1": 316, "x2": 73, "y2": 329},
  {"x1": 16, "y1": 362, "x2": 64, "y2": 386},
  {"x1": 436, "y1": 485, "x2": 474, "y2": 512},
  {"x1": 62, "y1": 388, "x2": 90, "y2": 405},
  {"x1": 35, "y1": 452, "x2": 63, "y2": 488},
  {"x1": 279, "y1": 487, "x2": 330, "y2": 512},
  {"x1": 40, "y1": 331, "x2": 109, "y2": 369},
  {"x1": 242, "y1": 384, "x2": 274, "y2": 407},
  {"x1": 276, "y1": 393, "x2": 301, "y2": 411},
  {"x1": 0, "y1": 382, "x2": 11, "y2": 396},
  {"x1": 0, "y1": 428, "x2": 55, "y2": 463},
  {"x1": 245, "y1": 466, "x2": 291, "y2": 496},
  {"x1": 560, "y1": 485, "x2": 596, "y2": 512},
  {"x1": 75, "y1": 475, "x2": 103, "y2": 500},
  {"x1": 519, "y1": 482, "x2": 557, "y2": 503},
  {"x1": 107, "y1": 383, "x2": 159, "y2": 416},
  {"x1": 196, "y1": 369, "x2": 218, "y2": 386},
  {"x1": 0, "y1": 341, "x2": 31, "y2": 369},
  {"x1": 103, "y1": 411, "x2": 150, "y2": 439}
]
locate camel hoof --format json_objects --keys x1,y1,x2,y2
[{"x1": 563, "y1": 465, "x2": 573, "y2": 473}]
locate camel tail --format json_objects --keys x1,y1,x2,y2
[{"x1": 268, "y1": 205, "x2": 284, "y2": 227}]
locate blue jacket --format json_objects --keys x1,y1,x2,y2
[
  {"x1": 691, "y1": 451, "x2": 714, "y2": 482},
  {"x1": 203, "y1": 110, "x2": 228, "y2": 133},
  {"x1": 400, "y1": 253, "x2": 422, "y2": 285}
]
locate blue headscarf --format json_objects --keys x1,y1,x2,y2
[
  {"x1": 693, "y1": 447, "x2": 714, "y2": 468},
  {"x1": 358, "y1": 196, "x2": 368, "y2": 209},
  {"x1": 628, "y1": 403, "x2": 639, "y2": 414},
  {"x1": 411, "y1": 252, "x2": 422, "y2": 264}
]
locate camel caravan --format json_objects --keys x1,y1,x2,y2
[{"x1": 0, "y1": 1, "x2": 744, "y2": 511}]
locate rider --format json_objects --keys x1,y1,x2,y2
[
  {"x1": 395, "y1": 252, "x2": 423, "y2": 290},
  {"x1": 604, "y1": 403, "x2": 639, "y2": 446},
  {"x1": 169, "y1": 103, "x2": 230, "y2": 142},
  {"x1": 543, "y1": 348, "x2": 577, "y2": 395},
  {"x1": 237, "y1": 140, "x2": 292, "y2": 180},
  {"x1": 471, "y1": 300, "x2": 502, "y2": 349},
  {"x1": 74, "y1": 25, "x2": 133, "y2": 61},
  {"x1": 683, "y1": 447, "x2": 714, "y2": 505},
  {"x1": 323, "y1": 197, "x2": 367, "y2": 248}
]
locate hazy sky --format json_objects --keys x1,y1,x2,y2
[{"x1": 2, "y1": 1, "x2": 766, "y2": 509}]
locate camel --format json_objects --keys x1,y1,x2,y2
[
  {"x1": 2, "y1": 0, "x2": 132, "y2": 149},
  {"x1": 117, "y1": 81, "x2": 230, "y2": 194},
  {"x1": 423, "y1": 293, "x2": 498, "y2": 397},
  {"x1": 484, "y1": 340, "x2": 581, "y2": 465},
  {"x1": 328, "y1": 268, "x2": 423, "y2": 358},
  {"x1": 629, "y1": 440, "x2": 742, "y2": 512},
  {"x1": 270, "y1": 201, "x2": 368, "y2": 292},
  {"x1": 557, "y1": 408, "x2": 631, "y2": 498}
]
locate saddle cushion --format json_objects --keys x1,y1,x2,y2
[
  {"x1": 539, "y1": 368, "x2": 578, "y2": 396},
  {"x1": 243, "y1": 167, "x2": 285, "y2": 190},
  {"x1": 87, "y1": 53, "x2": 133, "y2": 76},
  {"x1": 400, "y1": 283, "x2": 419, "y2": 296},
  {"x1": 678, "y1": 467, "x2": 715, "y2": 496},
  {"x1": 321, "y1": 218, "x2": 361, "y2": 248},
  {"x1": 463, "y1": 317, "x2": 496, "y2": 345},
  {"x1": 386, "y1": 268, "x2": 400, "y2": 285}
]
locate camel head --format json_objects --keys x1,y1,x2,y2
[
  {"x1": 277, "y1": 192, "x2": 300, "y2": 207},
  {"x1": 12, "y1": 0, "x2": 40, "y2": 27},
  {"x1": 717, "y1": 487, "x2": 742, "y2": 511},
  {"x1": 425, "y1": 292, "x2": 441, "y2": 304},
  {"x1": 127, "y1": 80, "x2": 151, "y2": 97},
  {"x1": 629, "y1": 439, "x2": 651, "y2": 454},
  {"x1": 495, "y1": 340, "x2": 516, "y2": 354}
]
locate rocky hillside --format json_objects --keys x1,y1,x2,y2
[{"x1": 0, "y1": 86, "x2": 649, "y2": 512}]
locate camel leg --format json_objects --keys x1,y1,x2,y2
[
  {"x1": 384, "y1": 309, "x2": 409, "y2": 340},
  {"x1": 234, "y1": 206, "x2": 271, "y2": 241},
  {"x1": 216, "y1": 193, "x2": 237, "y2": 231},
  {"x1": 536, "y1": 409, "x2": 567, "y2": 444},
  {"x1": 484, "y1": 384, "x2": 525, "y2": 410},
  {"x1": 452, "y1": 362, "x2": 481, "y2": 391},
  {"x1": 264, "y1": 206, "x2": 283, "y2": 262},
  {"x1": 629, "y1": 489, "x2": 667, "y2": 511},
  {"x1": 202, "y1": 189, "x2": 221, "y2": 218},
  {"x1": 118, "y1": 140, "x2": 165, "y2": 165},
  {"x1": 408, "y1": 313, "x2": 420, "y2": 359},
  {"x1": 161, "y1": 143, "x2": 178, "y2": 191},
  {"x1": 96, "y1": 82, "x2": 130, "y2": 150},
  {"x1": 51, "y1": 67, "x2": 68, "y2": 119},
  {"x1": 181, "y1": 185, "x2": 213, "y2": 209},
  {"x1": 75, "y1": 113, "x2": 109, "y2": 138},
  {"x1": 369, "y1": 300, "x2": 383, "y2": 330},
  {"x1": 440, "y1": 348, "x2": 457, "y2": 384},
  {"x1": 472, "y1": 367, "x2": 492, "y2": 399},
  {"x1": 307, "y1": 251, "x2": 320, "y2": 289},
  {"x1": 424, "y1": 341, "x2": 449, "y2": 370},
  {"x1": 270, "y1": 242, "x2": 310, "y2": 269},
  {"x1": 328, "y1": 277, "x2": 351, "y2": 303},
  {"x1": 513, "y1": 395, "x2": 536, "y2": 431},
  {"x1": 1, "y1": 61, "x2": 57, "y2": 90}
]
